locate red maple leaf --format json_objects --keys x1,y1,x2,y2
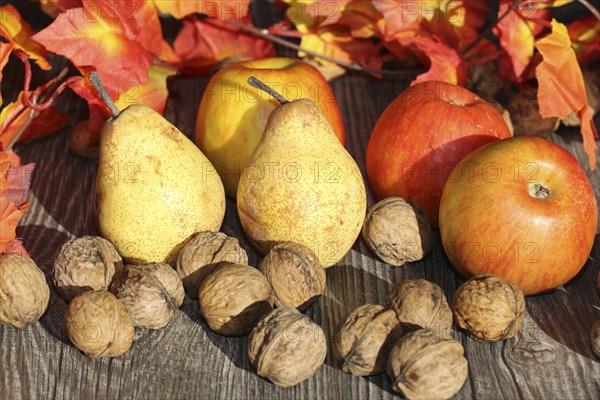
[{"x1": 174, "y1": 16, "x2": 276, "y2": 75}]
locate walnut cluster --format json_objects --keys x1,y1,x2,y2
[
  {"x1": 0, "y1": 253, "x2": 50, "y2": 328},
  {"x1": 362, "y1": 197, "x2": 432, "y2": 266}
]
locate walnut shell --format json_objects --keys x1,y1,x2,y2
[
  {"x1": 387, "y1": 329, "x2": 468, "y2": 399},
  {"x1": 362, "y1": 197, "x2": 432, "y2": 266},
  {"x1": 592, "y1": 320, "x2": 600, "y2": 358},
  {"x1": 387, "y1": 279, "x2": 452, "y2": 333},
  {"x1": 65, "y1": 290, "x2": 134, "y2": 358},
  {"x1": 506, "y1": 87, "x2": 559, "y2": 137},
  {"x1": 111, "y1": 263, "x2": 184, "y2": 329},
  {"x1": 0, "y1": 253, "x2": 50, "y2": 328},
  {"x1": 53, "y1": 236, "x2": 122, "y2": 302},
  {"x1": 452, "y1": 273, "x2": 525, "y2": 341},
  {"x1": 177, "y1": 231, "x2": 248, "y2": 299},
  {"x1": 248, "y1": 307, "x2": 327, "y2": 387},
  {"x1": 259, "y1": 242, "x2": 326, "y2": 310},
  {"x1": 334, "y1": 304, "x2": 401, "y2": 376},
  {"x1": 199, "y1": 263, "x2": 273, "y2": 336}
]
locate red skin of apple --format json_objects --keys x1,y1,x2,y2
[
  {"x1": 439, "y1": 136, "x2": 598, "y2": 295},
  {"x1": 366, "y1": 81, "x2": 512, "y2": 227},
  {"x1": 195, "y1": 57, "x2": 345, "y2": 199}
]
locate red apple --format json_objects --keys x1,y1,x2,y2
[
  {"x1": 196, "y1": 57, "x2": 345, "y2": 198},
  {"x1": 439, "y1": 136, "x2": 598, "y2": 295},
  {"x1": 366, "y1": 81, "x2": 512, "y2": 227}
]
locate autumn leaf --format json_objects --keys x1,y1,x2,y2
[
  {"x1": 37, "y1": 0, "x2": 83, "y2": 18},
  {"x1": 0, "y1": 42, "x2": 13, "y2": 104},
  {"x1": 0, "y1": 149, "x2": 33, "y2": 255},
  {"x1": 153, "y1": 0, "x2": 250, "y2": 20},
  {"x1": 411, "y1": 34, "x2": 466, "y2": 85},
  {"x1": 33, "y1": 1, "x2": 152, "y2": 94},
  {"x1": 69, "y1": 62, "x2": 176, "y2": 132},
  {"x1": 0, "y1": 4, "x2": 51, "y2": 71},
  {"x1": 173, "y1": 16, "x2": 275, "y2": 75},
  {"x1": 535, "y1": 19, "x2": 598, "y2": 169},
  {"x1": 567, "y1": 16, "x2": 600, "y2": 65},
  {"x1": 494, "y1": 2, "x2": 535, "y2": 82}
]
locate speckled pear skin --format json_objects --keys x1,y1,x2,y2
[
  {"x1": 95, "y1": 104, "x2": 225, "y2": 264},
  {"x1": 237, "y1": 99, "x2": 366, "y2": 267}
]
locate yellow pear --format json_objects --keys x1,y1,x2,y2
[
  {"x1": 91, "y1": 72, "x2": 225, "y2": 264},
  {"x1": 237, "y1": 77, "x2": 366, "y2": 267}
]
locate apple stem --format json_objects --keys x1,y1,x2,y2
[
  {"x1": 89, "y1": 71, "x2": 120, "y2": 118},
  {"x1": 248, "y1": 76, "x2": 289, "y2": 105},
  {"x1": 528, "y1": 182, "x2": 551, "y2": 199}
]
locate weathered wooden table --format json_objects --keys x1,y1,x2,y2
[{"x1": 1, "y1": 8, "x2": 600, "y2": 400}]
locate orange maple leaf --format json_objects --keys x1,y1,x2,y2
[
  {"x1": 153, "y1": 0, "x2": 250, "y2": 20},
  {"x1": 535, "y1": 19, "x2": 598, "y2": 170},
  {"x1": 411, "y1": 34, "x2": 466, "y2": 85},
  {"x1": 0, "y1": 4, "x2": 51, "y2": 71},
  {"x1": 567, "y1": 16, "x2": 600, "y2": 65}
]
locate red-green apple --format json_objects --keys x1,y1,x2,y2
[
  {"x1": 366, "y1": 81, "x2": 512, "y2": 227},
  {"x1": 196, "y1": 57, "x2": 345, "y2": 198},
  {"x1": 439, "y1": 136, "x2": 598, "y2": 295}
]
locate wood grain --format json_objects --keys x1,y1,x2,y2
[{"x1": 1, "y1": 16, "x2": 600, "y2": 400}]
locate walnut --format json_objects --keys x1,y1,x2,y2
[
  {"x1": 506, "y1": 87, "x2": 559, "y2": 137},
  {"x1": 53, "y1": 236, "x2": 122, "y2": 302},
  {"x1": 199, "y1": 262, "x2": 273, "y2": 336},
  {"x1": 248, "y1": 307, "x2": 327, "y2": 387},
  {"x1": 362, "y1": 197, "x2": 432, "y2": 266},
  {"x1": 0, "y1": 253, "x2": 50, "y2": 328},
  {"x1": 259, "y1": 242, "x2": 326, "y2": 310},
  {"x1": 65, "y1": 290, "x2": 134, "y2": 358},
  {"x1": 387, "y1": 329, "x2": 468, "y2": 400},
  {"x1": 177, "y1": 231, "x2": 248, "y2": 299},
  {"x1": 111, "y1": 263, "x2": 184, "y2": 329},
  {"x1": 334, "y1": 304, "x2": 401, "y2": 376},
  {"x1": 592, "y1": 320, "x2": 600, "y2": 358},
  {"x1": 387, "y1": 279, "x2": 452, "y2": 333},
  {"x1": 452, "y1": 273, "x2": 525, "y2": 341}
]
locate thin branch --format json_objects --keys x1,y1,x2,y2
[
  {"x1": 5, "y1": 95, "x2": 38, "y2": 152},
  {"x1": 576, "y1": 0, "x2": 600, "y2": 22},
  {"x1": 223, "y1": 19, "x2": 423, "y2": 78},
  {"x1": 463, "y1": 0, "x2": 527, "y2": 58}
]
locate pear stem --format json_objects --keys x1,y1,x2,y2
[
  {"x1": 89, "y1": 71, "x2": 120, "y2": 118},
  {"x1": 248, "y1": 76, "x2": 289, "y2": 105}
]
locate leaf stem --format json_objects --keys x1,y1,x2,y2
[
  {"x1": 5, "y1": 95, "x2": 38, "y2": 152},
  {"x1": 247, "y1": 76, "x2": 289, "y2": 105},
  {"x1": 89, "y1": 72, "x2": 120, "y2": 118},
  {"x1": 223, "y1": 19, "x2": 422, "y2": 78}
]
